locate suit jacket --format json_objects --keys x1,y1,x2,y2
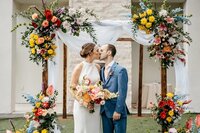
[{"x1": 100, "y1": 62, "x2": 128, "y2": 118}]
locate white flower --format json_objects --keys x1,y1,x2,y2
[
  {"x1": 42, "y1": 109, "x2": 48, "y2": 116},
  {"x1": 33, "y1": 120, "x2": 40, "y2": 128},
  {"x1": 68, "y1": 8, "x2": 76, "y2": 16},
  {"x1": 159, "y1": 9, "x2": 168, "y2": 17},
  {"x1": 168, "y1": 37, "x2": 176, "y2": 45},
  {"x1": 100, "y1": 100, "x2": 105, "y2": 105},
  {"x1": 48, "y1": 109, "x2": 55, "y2": 114},
  {"x1": 168, "y1": 128, "x2": 177, "y2": 133},
  {"x1": 76, "y1": 18, "x2": 84, "y2": 25},
  {"x1": 62, "y1": 21, "x2": 71, "y2": 30},
  {"x1": 79, "y1": 8, "x2": 86, "y2": 14},
  {"x1": 42, "y1": 97, "x2": 49, "y2": 102}
]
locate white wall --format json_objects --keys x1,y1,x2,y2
[
  {"x1": 185, "y1": 0, "x2": 200, "y2": 112},
  {"x1": 0, "y1": 0, "x2": 14, "y2": 113}
]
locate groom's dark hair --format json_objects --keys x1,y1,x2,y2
[{"x1": 107, "y1": 44, "x2": 116, "y2": 57}]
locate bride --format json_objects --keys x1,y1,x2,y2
[{"x1": 70, "y1": 43, "x2": 102, "y2": 133}]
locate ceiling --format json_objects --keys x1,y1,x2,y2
[{"x1": 14, "y1": 0, "x2": 68, "y2": 5}]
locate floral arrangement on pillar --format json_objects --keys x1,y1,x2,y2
[
  {"x1": 12, "y1": 0, "x2": 97, "y2": 66},
  {"x1": 131, "y1": 0, "x2": 192, "y2": 68}
]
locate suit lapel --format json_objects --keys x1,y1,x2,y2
[
  {"x1": 104, "y1": 62, "x2": 117, "y2": 85},
  {"x1": 101, "y1": 67, "x2": 106, "y2": 83}
]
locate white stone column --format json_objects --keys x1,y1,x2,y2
[
  {"x1": 0, "y1": 0, "x2": 14, "y2": 113},
  {"x1": 185, "y1": 0, "x2": 200, "y2": 112}
]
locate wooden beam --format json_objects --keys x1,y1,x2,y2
[
  {"x1": 117, "y1": 38, "x2": 134, "y2": 41},
  {"x1": 42, "y1": 60, "x2": 48, "y2": 95},
  {"x1": 138, "y1": 45, "x2": 143, "y2": 116},
  {"x1": 63, "y1": 44, "x2": 67, "y2": 119},
  {"x1": 161, "y1": 66, "x2": 167, "y2": 132}
]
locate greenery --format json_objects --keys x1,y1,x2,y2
[{"x1": 0, "y1": 114, "x2": 197, "y2": 133}]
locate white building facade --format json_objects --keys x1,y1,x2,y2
[{"x1": 0, "y1": 0, "x2": 200, "y2": 114}]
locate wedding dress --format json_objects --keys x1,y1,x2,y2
[{"x1": 73, "y1": 61, "x2": 102, "y2": 133}]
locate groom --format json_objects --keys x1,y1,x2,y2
[{"x1": 99, "y1": 44, "x2": 128, "y2": 133}]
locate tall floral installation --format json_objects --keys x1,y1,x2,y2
[
  {"x1": 131, "y1": 0, "x2": 192, "y2": 68},
  {"x1": 12, "y1": 0, "x2": 97, "y2": 66},
  {"x1": 10, "y1": 0, "x2": 97, "y2": 132},
  {"x1": 131, "y1": 0, "x2": 192, "y2": 132}
]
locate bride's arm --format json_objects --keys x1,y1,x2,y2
[{"x1": 69, "y1": 63, "x2": 88, "y2": 107}]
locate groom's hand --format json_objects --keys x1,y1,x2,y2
[{"x1": 113, "y1": 112, "x2": 121, "y2": 121}]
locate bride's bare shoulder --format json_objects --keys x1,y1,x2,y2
[
  {"x1": 95, "y1": 63, "x2": 101, "y2": 72},
  {"x1": 74, "y1": 62, "x2": 84, "y2": 71}
]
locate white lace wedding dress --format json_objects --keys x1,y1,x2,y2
[{"x1": 73, "y1": 61, "x2": 102, "y2": 133}]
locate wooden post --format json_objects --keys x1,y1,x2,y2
[
  {"x1": 161, "y1": 65, "x2": 167, "y2": 132},
  {"x1": 42, "y1": 60, "x2": 48, "y2": 94},
  {"x1": 161, "y1": 66, "x2": 167, "y2": 99},
  {"x1": 138, "y1": 45, "x2": 143, "y2": 116},
  {"x1": 63, "y1": 44, "x2": 67, "y2": 118}
]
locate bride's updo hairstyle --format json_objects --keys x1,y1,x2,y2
[{"x1": 80, "y1": 43, "x2": 96, "y2": 58}]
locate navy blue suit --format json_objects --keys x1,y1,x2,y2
[{"x1": 100, "y1": 62, "x2": 128, "y2": 133}]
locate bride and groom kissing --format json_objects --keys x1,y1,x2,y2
[{"x1": 70, "y1": 43, "x2": 128, "y2": 133}]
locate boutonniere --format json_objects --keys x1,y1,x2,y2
[{"x1": 108, "y1": 70, "x2": 114, "y2": 77}]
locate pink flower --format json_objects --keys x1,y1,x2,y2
[
  {"x1": 168, "y1": 128, "x2": 177, "y2": 133},
  {"x1": 165, "y1": 16, "x2": 174, "y2": 23},
  {"x1": 154, "y1": 37, "x2": 161, "y2": 44},
  {"x1": 185, "y1": 118, "x2": 193, "y2": 131},
  {"x1": 51, "y1": 16, "x2": 58, "y2": 23},
  {"x1": 37, "y1": 37, "x2": 45, "y2": 44},
  {"x1": 6, "y1": 130, "x2": 12, "y2": 133},
  {"x1": 32, "y1": 13, "x2": 38, "y2": 20},
  {"x1": 195, "y1": 114, "x2": 200, "y2": 128},
  {"x1": 159, "y1": 24, "x2": 167, "y2": 31},
  {"x1": 46, "y1": 85, "x2": 54, "y2": 96},
  {"x1": 42, "y1": 20, "x2": 49, "y2": 28}
]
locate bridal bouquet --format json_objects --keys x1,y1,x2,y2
[
  {"x1": 150, "y1": 93, "x2": 191, "y2": 131},
  {"x1": 19, "y1": 85, "x2": 59, "y2": 133},
  {"x1": 12, "y1": 0, "x2": 97, "y2": 66},
  {"x1": 70, "y1": 76, "x2": 118, "y2": 113}
]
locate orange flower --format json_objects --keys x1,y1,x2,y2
[
  {"x1": 163, "y1": 46, "x2": 171, "y2": 53},
  {"x1": 195, "y1": 114, "x2": 200, "y2": 128},
  {"x1": 37, "y1": 37, "x2": 45, "y2": 45},
  {"x1": 82, "y1": 93, "x2": 91, "y2": 103},
  {"x1": 46, "y1": 85, "x2": 54, "y2": 96},
  {"x1": 42, "y1": 20, "x2": 49, "y2": 28}
]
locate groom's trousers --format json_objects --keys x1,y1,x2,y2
[{"x1": 101, "y1": 112, "x2": 127, "y2": 133}]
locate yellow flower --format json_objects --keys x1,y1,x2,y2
[
  {"x1": 15, "y1": 130, "x2": 21, "y2": 133},
  {"x1": 51, "y1": 45, "x2": 57, "y2": 50},
  {"x1": 39, "y1": 94, "x2": 44, "y2": 100},
  {"x1": 29, "y1": 38, "x2": 34, "y2": 44},
  {"x1": 41, "y1": 129, "x2": 48, "y2": 133},
  {"x1": 133, "y1": 14, "x2": 139, "y2": 19},
  {"x1": 29, "y1": 42, "x2": 35, "y2": 47},
  {"x1": 33, "y1": 35, "x2": 39, "y2": 40},
  {"x1": 166, "y1": 93, "x2": 174, "y2": 98},
  {"x1": 166, "y1": 117, "x2": 172, "y2": 122},
  {"x1": 145, "y1": 22, "x2": 152, "y2": 28},
  {"x1": 48, "y1": 49, "x2": 54, "y2": 55},
  {"x1": 33, "y1": 130, "x2": 39, "y2": 133},
  {"x1": 30, "y1": 33, "x2": 35, "y2": 38},
  {"x1": 139, "y1": 12, "x2": 146, "y2": 18},
  {"x1": 177, "y1": 100, "x2": 183, "y2": 106},
  {"x1": 31, "y1": 48, "x2": 36, "y2": 54},
  {"x1": 140, "y1": 18, "x2": 147, "y2": 25},
  {"x1": 146, "y1": 9, "x2": 153, "y2": 15},
  {"x1": 138, "y1": 25, "x2": 145, "y2": 30},
  {"x1": 149, "y1": 16, "x2": 155, "y2": 23},
  {"x1": 35, "y1": 102, "x2": 41, "y2": 108},
  {"x1": 168, "y1": 110, "x2": 174, "y2": 116},
  {"x1": 32, "y1": 108, "x2": 37, "y2": 112}
]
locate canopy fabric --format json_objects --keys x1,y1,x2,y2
[{"x1": 48, "y1": 20, "x2": 189, "y2": 96}]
